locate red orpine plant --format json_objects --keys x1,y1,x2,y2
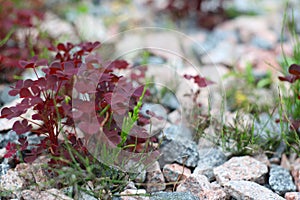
[
  {"x1": 0, "y1": 41, "x2": 100, "y2": 163},
  {"x1": 0, "y1": 40, "x2": 153, "y2": 164}
]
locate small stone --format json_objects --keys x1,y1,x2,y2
[
  {"x1": 163, "y1": 163, "x2": 191, "y2": 182},
  {"x1": 159, "y1": 138, "x2": 199, "y2": 167},
  {"x1": 161, "y1": 124, "x2": 193, "y2": 141},
  {"x1": 225, "y1": 180, "x2": 285, "y2": 200},
  {"x1": 161, "y1": 92, "x2": 180, "y2": 111},
  {"x1": 285, "y1": 192, "x2": 300, "y2": 200},
  {"x1": 194, "y1": 148, "x2": 227, "y2": 181},
  {"x1": 176, "y1": 174, "x2": 210, "y2": 194},
  {"x1": 269, "y1": 165, "x2": 296, "y2": 195},
  {"x1": 0, "y1": 169, "x2": 26, "y2": 191},
  {"x1": 281, "y1": 153, "x2": 291, "y2": 170},
  {"x1": 176, "y1": 174, "x2": 227, "y2": 199},
  {"x1": 291, "y1": 159, "x2": 300, "y2": 191},
  {"x1": 120, "y1": 189, "x2": 149, "y2": 200},
  {"x1": 213, "y1": 156, "x2": 268, "y2": 185},
  {"x1": 150, "y1": 192, "x2": 199, "y2": 200},
  {"x1": 14, "y1": 158, "x2": 50, "y2": 190},
  {"x1": 145, "y1": 161, "x2": 165, "y2": 192},
  {"x1": 21, "y1": 189, "x2": 73, "y2": 200},
  {"x1": 167, "y1": 110, "x2": 181, "y2": 125},
  {"x1": 253, "y1": 153, "x2": 270, "y2": 167},
  {"x1": 251, "y1": 36, "x2": 274, "y2": 50}
]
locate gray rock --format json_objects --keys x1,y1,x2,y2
[
  {"x1": 0, "y1": 130, "x2": 18, "y2": 148},
  {"x1": 77, "y1": 190, "x2": 98, "y2": 200},
  {"x1": 161, "y1": 124, "x2": 193, "y2": 141},
  {"x1": 253, "y1": 113, "x2": 282, "y2": 143},
  {"x1": 194, "y1": 148, "x2": 227, "y2": 181},
  {"x1": 0, "y1": 130, "x2": 44, "y2": 150},
  {"x1": 150, "y1": 192, "x2": 199, "y2": 200},
  {"x1": 160, "y1": 92, "x2": 180, "y2": 111},
  {"x1": 0, "y1": 158, "x2": 11, "y2": 176},
  {"x1": 145, "y1": 161, "x2": 165, "y2": 192},
  {"x1": 159, "y1": 138, "x2": 199, "y2": 167},
  {"x1": 251, "y1": 36, "x2": 274, "y2": 50},
  {"x1": 0, "y1": 85, "x2": 19, "y2": 105},
  {"x1": 225, "y1": 180, "x2": 285, "y2": 200},
  {"x1": 269, "y1": 165, "x2": 296, "y2": 195}
]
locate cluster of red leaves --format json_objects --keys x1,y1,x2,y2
[
  {"x1": 147, "y1": 0, "x2": 228, "y2": 30},
  {"x1": 0, "y1": 0, "x2": 52, "y2": 83},
  {"x1": 0, "y1": 42, "x2": 100, "y2": 164},
  {"x1": 0, "y1": 40, "x2": 153, "y2": 165},
  {"x1": 278, "y1": 64, "x2": 300, "y2": 131}
]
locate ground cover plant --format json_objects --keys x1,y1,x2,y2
[{"x1": 0, "y1": 40, "x2": 155, "y2": 198}]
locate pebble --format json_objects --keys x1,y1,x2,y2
[
  {"x1": 160, "y1": 92, "x2": 180, "y2": 111},
  {"x1": 194, "y1": 148, "x2": 227, "y2": 181},
  {"x1": 176, "y1": 174, "x2": 227, "y2": 199},
  {"x1": 120, "y1": 189, "x2": 149, "y2": 200},
  {"x1": 21, "y1": 189, "x2": 73, "y2": 200},
  {"x1": 269, "y1": 164, "x2": 296, "y2": 195},
  {"x1": 0, "y1": 169, "x2": 26, "y2": 192},
  {"x1": 150, "y1": 192, "x2": 199, "y2": 200},
  {"x1": 285, "y1": 192, "x2": 300, "y2": 200},
  {"x1": 145, "y1": 161, "x2": 165, "y2": 193},
  {"x1": 161, "y1": 124, "x2": 193, "y2": 141},
  {"x1": 213, "y1": 156, "x2": 268, "y2": 185},
  {"x1": 162, "y1": 163, "x2": 191, "y2": 182},
  {"x1": 281, "y1": 153, "x2": 291, "y2": 170},
  {"x1": 291, "y1": 158, "x2": 300, "y2": 191},
  {"x1": 159, "y1": 138, "x2": 199, "y2": 168},
  {"x1": 225, "y1": 180, "x2": 285, "y2": 200}
]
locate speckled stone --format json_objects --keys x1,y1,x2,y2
[
  {"x1": 213, "y1": 156, "x2": 268, "y2": 185},
  {"x1": 150, "y1": 192, "x2": 199, "y2": 200},
  {"x1": 159, "y1": 138, "x2": 199, "y2": 168},
  {"x1": 225, "y1": 180, "x2": 285, "y2": 200},
  {"x1": 0, "y1": 169, "x2": 26, "y2": 191},
  {"x1": 269, "y1": 164, "x2": 296, "y2": 195},
  {"x1": 21, "y1": 189, "x2": 73, "y2": 200},
  {"x1": 176, "y1": 174, "x2": 227, "y2": 200},
  {"x1": 194, "y1": 148, "x2": 227, "y2": 181},
  {"x1": 291, "y1": 158, "x2": 300, "y2": 191},
  {"x1": 145, "y1": 161, "x2": 165, "y2": 192},
  {"x1": 120, "y1": 189, "x2": 149, "y2": 200},
  {"x1": 163, "y1": 163, "x2": 191, "y2": 182}
]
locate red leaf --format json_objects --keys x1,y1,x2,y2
[
  {"x1": 12, "y1": 119, "x2": 32, "y2": 134},
  {"x1": 0, "y1": 107, "x2": 14, "y2": 119},
  {"x1": 32, "y1": 113, "x2": 43, "y2": 120},
  {"x1": 19, "y1": 60, "x2": 35, "y2": 68},
  {"x1": 278, "y1": 75, "x2": 298, "y2": 83},
  {"x1": 20, "y1": 88, "x2": 32, "y2": 98},
  {"x1": 57, "y1": 43, "x2": 66, "y2": 51},
  {"x1": 184, "y1": 74, "x2": 214, "y2": 88},
  {"x1": 4, "y1": 142, "x2": 17, "y2": 158},
  {"x1": 108, "y1": 60, "x2": 129, "y2": 70},
  {"x1": 31, "y1": 85, "x2": 40, "y2": 95},
  {"x1": 289, "y1": 64, "x2": 300, "y2": 76}
]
